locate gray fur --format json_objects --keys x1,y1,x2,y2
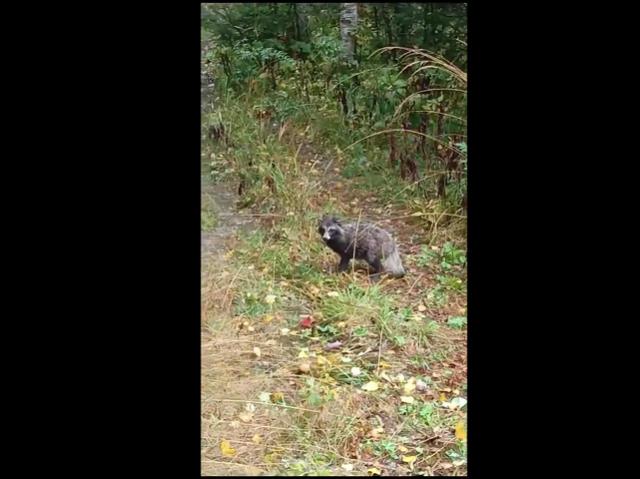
[{"x1": 318, "y1": 215, "x2": 405, "y2": 279}]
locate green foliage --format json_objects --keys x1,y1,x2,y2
[
  {"x1": 447, "y1": 316, "x2": 467, "y2": 329},
  {"x1": 201, "y1": 2, "x2": 467, "y2": 221}
]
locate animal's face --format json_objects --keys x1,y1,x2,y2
[{"x1": 318, "y1": 217, "x2": 342, "y2": 242}]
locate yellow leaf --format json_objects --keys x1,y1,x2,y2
[
  {"x1": 362, "y1": 381, "x2": 379, "y2": 392},
  {"x1": 439, "y1": 393, "x2": 447, "y2": 402},
  {"x1": 316, "y1": 355, "x2": 328, "y2": 365},
  {"x1": 264, "y1": 452, "x2": 280, "y2": 463},
  {"x1": 298, "y1": 362, "x2": 311, "y2": 373},
  {"x1": 455, "y1": 421, "x2": 467, "y2": 441},
  {"x1": 220, "y1": 439, "x2": 236, "y2": 457},
  {"x1": 238, "y1": 411, "x2": 253, "y2": 423},
  {"x1": 367, "y1": 467, "x2": 382, "y2": 476},
  {"x1": 402, "y1": 455, "x2": 417, "y2": 464},
  {"x1": 403, "y1": 382, "x2": 416, "y2": 395},
  {"x1": 398, "y1": 445, "x2": 409, "y2": 453},
  {"x1": 252, "y1": 434, "x2": 262, "y2": 444},
  {"x1": 271, "y1": 392, "x2": 284, "y2": 402},
  {"x1": 264, "y1": 314, "x2": 274, "y2": 323}
]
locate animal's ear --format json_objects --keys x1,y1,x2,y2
[{"x1": 332, "y1": 216, "x2": 341, "y2": 225}]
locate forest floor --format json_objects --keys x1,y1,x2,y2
[{"x1": 201, "y1": 90, "x2": 467, "y2": 476}]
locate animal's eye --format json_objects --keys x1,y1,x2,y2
[{"x1": 319, "y1": 227, "x2": 325, "y2": 234}]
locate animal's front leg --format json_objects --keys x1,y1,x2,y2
[{"x1": 337, "y1": 255, "x2": 351, "y2": 273}]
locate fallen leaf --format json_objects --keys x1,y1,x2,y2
[
  {"x1": 416, "y1": 378, "x2": 428, "y2": 391},
  {"x1": 258, "y1": 392, "x2": 271, "y2": 403},
  {"x1": 238, "y1": 411, "x2": 253, "y2": 423},
  {"x1": 280, "y1": 328, "x2": 290, "y2": 336},
  {"x1": 220, "y1": 440, "x2": 236, "y2": 457},
  {"x1": 253, "y1": 347, "x2": 261, "y2": 358},
  {"x1": 403, "y1": 381, "x2": 416, "y2": 395},
  {"x1": 400, "y1": 396, "x2": 415, "y2": 404},
  {"x1": 324, "y1": 340, "x2": 343, "y2": 351},
  {"x1": 271, "y1": 392, "x2": 284, "y2": 402},
  {"x1": 449, "y1": 397, "x2": 467, "y2": 410},
  {"x1": 398, "y1": 445, "x2": 409, "y2": 453},
  {"x1": 252, "y1": 434, "x2": 262, "y2": 445},
  {"x1": 395, "y1": 373, "x2": 406, "y2": 383},
  {"x1": 362, "y1": 381, "x2": 379, "y2": 392},
  {"x1": 439, "y1": 393, "x2": 447, "y2": 402},
  {"x1": 418, "y1": 303, "x2": 427, "y2": 312},
  {"x1": 264, "y1": 314, "x2": 274, "y2": 323},
  {"x1": 439, "y1": 462, "x2": 453, "y2": 470},
  {"x1": 316, "y1": 355, "x2": 328, "y2": 365},
  {"x1": 299, "y1": 316, "x2": 315, "y2": 328},
  {"x1": 309, "y1": 286, "x2": 320, "y2": 295},
  {"x1": 367, "y1": 467, "x2": 382, "y2": 476},
  {"x1": 264, "y1": 294, "x2": 276, "y2": 304},
  {"x1": 351, "y1": 367, "x2": 362, "y2": 377},
  {"x1": 298, "y1": 361, "x2": 311, "y2": 373},
  {"x1": 341, "y1": 463, "x2": 354, "y2": 472},
  {"x1": 402, "y1": 455, "x2": 417, "y2": 464},
  {"x1": 245, "y1": 403, "x2": 256, "y2": 413},
  {"x1": 327, "y1": 291, "x2": 340, "y2": 297},
  {"x1": 453, "y1": 459, "x2": 466, "y2": 467},
  {"x1": 368, "y1": 426, "x2": 384, "y2": 439},
  {"x1": 229, "y1": 420, "x2": 241, "y2": 429},
  {"x1": 247, "y1": 326, "x2": 255, "y2": 332},
  {"x1": 455, "y1": 421, "x2": 467, "y2": 441}
]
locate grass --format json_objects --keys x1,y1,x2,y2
[{"x1": 202, "y1": 92, "x2": 467, "y2": 476}]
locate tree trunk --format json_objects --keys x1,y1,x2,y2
[
  {"x1": 340, "y1": 3, "x2": 358, "y2": 64},
  {"x1": 293, "y1": 3, "x2": 309, "y2": 42}
]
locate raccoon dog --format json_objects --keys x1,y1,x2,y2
[{"x1": 318, "y1": 216, "x2": 405, "y2": 279}]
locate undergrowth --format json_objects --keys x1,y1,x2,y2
[{"x1": 202, "y1": 94, "x2": 467, "y2": 476}]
